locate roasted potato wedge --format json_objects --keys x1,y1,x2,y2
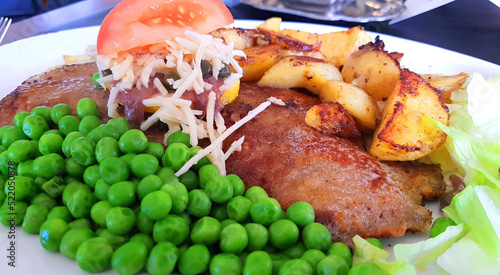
[
  {"x1": 369, "y1": 69, "x2": 450, "y2": 161},
  {"x1": 210, "y1": 28, "x2": 258, "y2": 50},
  {"x1": 305, "y1": 103, "x2": 361, "y2": 139},
  {"x1": 341, "y1": 38, "x2": 401, "y2": 101},
  {"x1": 257, "y1": 56, "x2": 342, "y2": 94},
  {"x1": 236, "y1": 44, "x2": 284, "y2": 82},
  {"x1": 319, "y1": 80, "x2": 381, "y2": 132},
  {"x1": 421, "y1": 72, "x2": 470, "y2": 103},
  {"x1": 281, "y1": 29, "x2": 321, "y2": 45},
  {"x1": 257, "y1": 17, "x2": 282, "y2": 32}
]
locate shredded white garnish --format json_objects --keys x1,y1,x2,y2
[
  {"x1": 268, "y1": 97, "x2": 286, "y2": 106},
  {"x1": 94, "y1": 29, "x2": 254, "y2": 176}
]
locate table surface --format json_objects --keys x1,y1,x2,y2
[{"x1": 2, "y1": 0, "x2": 499, "y2": 65}]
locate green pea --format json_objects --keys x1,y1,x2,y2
[
  {"x1": 271, "y1": 253, "x2": 291, "y2": 275},
  {"x1": 130, "y1": 233, "x2": 155, "y2": 252},
  {"x1": 242, "y1": 223, "x2": 268, "y2": 252},
  {"x1": 0, "y1": 151, "x2": 11, "y2": 175},
  {"x1": 87, "y1": 124, "x2": 120, "y2": 143},
  {"x1": 243, "y1": 250, "x2": 272, "y2": 275},
  {"x1": 142, "y1": 142, "x2": 164, "y2": 161},
  {"x1": 107, "y1": 117, "x2": 130, "y2": 136},
  {"x1": 0, "y1": 125, "x2": 10, "y2": 141},
  {"x1": 68, "y1": 218, "x2": 93, "y2": 230},
  {"x1": 279, "y1": 258, "x2": 313, "y2": 275},
  {"x1": 160, "y1": 181, "x2": 188, "y2": 214},
  {"x1": 99, "y1": 157, "x2": 130, "y2": 184},
  {"x1": 112, "y1": 241, "x2": 148, "y2": 275},
  {"x1": 95, "y1": 136, "x2": 120, "y2": 163},
  {"x1": 156, "y1": 167, "x2": 179, "y2": 183},
  {"x1": 17, "y1": 159, "x2": 36, "y2": 178},
  {"x1": 245, "y1": 185, "x2": 269, "y2": 204},
  {"x1": 119, "y1": 129, "x2": 148, "y2": 154},
  {"x1": 106, "y1": 206, "x2": 136, "y2": 235},
  {"x1": 76, "y1": 237, "x2": 114, "y2": 273},
  {"x1": 166, "y1": 131, "x2": 191, "y2": 147},
  {"x1": 93, "y1": 72, "x2": 102, "y2": 88},
  {"x1": 98, "y1": 229, "x2": 129, "y2": 250},
  {"x1": 302, "y1": 223, "x2": 332, "y2": 252},
  {"x1": 2, "y1": 126, "x2": 28, "y2": 148},
  {"x1": 162, "y1": 142, "x2": 190, "y2": 171},
  {"x1": 94, "y1": 179, "x2": 111, "y2": 201},
  {"x1": 301, "y1": 249, "x2": 326, "y2": 273},
  {"x1": 220, "y1": 223, "x2": 248, "y2": 254},
  {"x1": 0, "y1": 200, "x2": 28, "y2": 226},
  {"x1": 210, "y1": 202, "x2": 229, "y2": 221},
  {"x1": 90, "y1": 200, "x2": 113, "y2": 227},
  {"x1": 210, "y1": 253, "x2": 242, "y2": 275},
  {"x1": 178, "y1": 244, "x2": 211, "y2": 275},
  {"x1": 226, "y1": 174, "x2": 245, "y2": 197},
  {"x1": 38, "y1": 133, "x2": 64, "y2": 155},
  {"x1": 227, "y1": 196, "x2": 252, "y2": 222},
  {"x1": 316, "y1": 255, "x2": 349, "y2": 275},
  {"x1": 130, "y1": 153, "x2": 159, "y2": 178},
  {"x1": 190, "y1": 216, "x2": 222, "y2": 246},
  {"x1": 31, "y1": 106, "x2": 52, "y2": 125},
  {"x1": 47, "y1": 206, "x2": 73, "y2": 223},
  {"x1": 70, "y1": 137, "x2": 96, "y2": 166},
  {"x1": 7, "y1": 139, "x2": 35, "y2": 163},
  {"x1": 286, "y1": 201, "x2": 315, "y2": 228},
  {"x1": 198, "y1": 164, "x2": 219, "y2": 189},
  {"x1": 187, "y1": 189, "x2": 211, "y2": 218},
  {"x1": 4, "y1": 175, "x2": 33, "y2": 201},
  {"x1": 147, "y1": 241, "x2": 179, "y2": 275},
  {"x1": 135, "y1": 210, "x2": 155, "y2": 235},
  {"x1": 250, "y1": 197, "x2": 281, "y2": 226},
  {"x1": 60, "y1": 228, "x2": 94, "y2": 259},
  {"x1": 22, "y1": 204, "x2": 49, "y2": 234},
  {"x1": 152, "y1": 214, "x2": 189, "y2": 245},
  {"x1": 365, "y1": 238, "x2": 383, "y2": 250},
  {"x1": 347, "y1": 263, "x2": 385, "y2": 275},
  {"x1": 83, "y1": 164, "x2": 101, "y2": 188},
  {"x1": 30, "y1": 192, "x2": 57, "y2": 210},
  {"x1": 50, "y1": 103, "x2": 72, "y2": 124},
  {"x1": 283, "y1": 242, "x2": 307, "y2": 259},
  {"x1": 58, "y1": 115, "x2": 80, "y2": 135},
  {"x1": 39, "y1": 218, "x2": 70, "y2": 252},
  {"x1": 137, "y1": 174, "x2": 163, "y2": 200},
  {"x1": 328, "y1": 242, "x2": 352, "y2": 267},
  {"x1": 22, "y1": 114, "x2": 49, "y2": 140},
  {"x1": 62, "y1": 181, "x2": 91, "y2": 206},
  {"x1": 269, "y1": 219, "x2": 299, "y2": 250},
  {"x1": 120, "y1": 153, "x2": 136, "y2": 168},
  {"x1": 14, "y1": 112, "x2": 30, "y2": 128},
  {"x1": 33, "y1": 153, "x2": 65, "y2": 179},
  {"x1": 77, "y1": 98, "x2": 100, "y2": 118},
  {"x1": 79, "y1": 115, "x2": 102, "y2": 135},
  {"x1": 67, "y1": 188, "x2": 96, "y2": 219},
  {"x1": 65, "y1": 157, "x2": 86, "y2": 177},
  {"x1": 108, "y1": 181, "x2": 136, "y2": 207},
  {"x1": 221, "y1": 219, "x2": 237, "y2": 229},
  {"x1": 179, "y1": 170, "x2": 199, "y2": 191},
  {"x1": 140, "y1": 190, "x2": 172, "y2": 220},
  {"x1": 430, "y1": 217, "x2": 456, "y2": 238},
  {"x1": 189, "y1": 146, "x2": 212, "y2": 171},
  {"x1": 205, "y1": 175, "x2": 234, "y2": 203},
  {"x1": 61, "y1": 131, "x2": 85, "y2": 158}
]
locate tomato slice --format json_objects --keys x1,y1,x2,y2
[{"x1": 97, "y1": 0, "x2": 234, "y2": 55}]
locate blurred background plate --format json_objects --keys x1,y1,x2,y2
[{"x1": 240, "y1": 0, "x2": 406, "y2": 22}]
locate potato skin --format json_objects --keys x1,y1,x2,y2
[{"x1": 305, "y1": 103, "x2": 361, "y2": 140}]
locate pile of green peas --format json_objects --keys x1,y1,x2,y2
[{"x1": 0, "y1": 97, "x2": 387, "y2": 275}]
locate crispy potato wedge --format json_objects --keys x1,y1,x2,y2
[
  {"x1": 319, "y1": 80, "x2": 381, "y2": 132},
  {"x1": 421, "y1": 72, "x2": 470, "y2": 103},
  {"x1": 369, "y1": 69, "x2": 450, "y2": 161},
  {"x1": 236, "y1": 44, "x2": 284, "y2": 82},
  {"x1": 318, "y1": 26, "x2": 371, "y2": 68},
  {"x1": 281, "y1": 29, "x2": 321, "y2": 45},
  {"x1": 210, "y1": 28, "x2": 258, "y2": 50},
  {"x1": 257, "y1": 17, "x2": 282, "y2": 32},
  {"x1": 341, "y1": 38, "x2": 401, "y2": 101},
  {"x1": 305, "y1": 103, "x2": 361, "y2": 139},
  {"x1": 257, "y1": 56, "x2": 342, "y2": 94}
]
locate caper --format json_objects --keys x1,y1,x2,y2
[
  {"x1": 101, "y1": 69, "x2": 112, "y2": 76},
  {"x1": 218, "y1": 63, "x2": 231, "y2": 79},
  {"x1": 163, "y1": 71, "x2": 181, "y2": 91},
  {"x1": 200, "y1": 60, "x2": 213, "y2": 76}
]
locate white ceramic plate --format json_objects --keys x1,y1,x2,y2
[{"x1": 0, "y1": 20, "x2": 499, "y2": 274}]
